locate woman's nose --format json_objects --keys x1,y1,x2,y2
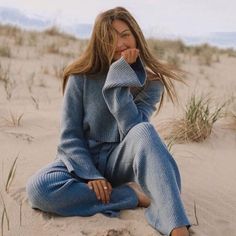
[{"x1": 117, "y1": 35, "x2": 125, "y2": 48}]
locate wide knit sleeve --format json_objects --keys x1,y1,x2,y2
[
  {"x1": 56, "y1": 75, "x2": 105, "y2": 180},
  {"x1": 102, "y1": 56, "x2": 164, "y2": 141}
]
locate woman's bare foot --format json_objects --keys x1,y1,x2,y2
[
  {"x1": 127, "y1": 182, "x2": 151, "y2": 207},
  {"x1": 171, "y1": 226, "x2": 189, "y2": 236}
]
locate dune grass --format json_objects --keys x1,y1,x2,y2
[
  {"x1": 5, "y1": 153, "x2": 19, "y2": 193},
  {"x1": 0, "y1": 24, "x2": 20, "y2": 38},
  {"x1": 0, "y1": 62, "x2": 16, "y2": 100},
  {"x1": 0, "y1": 45, "x2": 11, "y2": 58},
  {"x1": 193, "y1": 201, "x2": 199, "y2": 226},
  {"x1": 20, "y1": 202, "x2": 22, "y2": 226},
  {"x1": 43, "y1": 26, "x2": 76, "y2": 40},
  {"x1": 0, "y1": 191, "x2": 10, "y2": 235},
  {"x1": 30, "y1": 95, "x2": 39, "y2": 110},
  {"x1": 0, "y1": 62, "x2": 9, "y2": 82},
  {"x1": 0, "y1": 154, "x2": 20, "y2": 233},
  {"x1": 1, "y1": 111, "x2": 24, "y2": 127},
  {"x1": 163, "y1": 94, "x2": 227, "y2": 147}
]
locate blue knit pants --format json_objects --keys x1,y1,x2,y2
[{"x1": 26, "y1": 122, "x2": 190, "y2": 235}]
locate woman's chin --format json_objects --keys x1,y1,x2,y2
[{"x1": 112, "y1": 55, "x2": 122, "y2": 61}]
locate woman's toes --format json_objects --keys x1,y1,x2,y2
[{"x1": 127, "y1": 182, "x2": 151, "y2": 207}]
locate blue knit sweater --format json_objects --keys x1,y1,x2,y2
[{"x1": 56, "y1": 56, "x2": 164, "y2": 180}]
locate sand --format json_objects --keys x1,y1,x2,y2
[{"x1": 0, "y1": 27, "x2": 236, "y2": 236}]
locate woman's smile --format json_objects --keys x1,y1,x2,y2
[{"x1": 115, "y1": 49, "x2": 128, "y2": 54}]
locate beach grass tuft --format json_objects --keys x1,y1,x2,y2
[
  {"x1": 1, "y1": 111, "x2": 24, "y2": 127},
  {"x1": 163, "y1": 94, "x2": 226, "y2": 145}
]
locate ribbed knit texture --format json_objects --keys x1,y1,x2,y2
[
  {"x1": 56, "y1": 56, "x2": 164, "y2": 180},
  {"x1": 26, "y1": 55, "x2": 191, "y2": 236},
  {"x1": 26, "y1": 160, "x2": 139, "y2": 217},
  {"x1": 104, "y1": 122, "x2": 190, "y2": 235}
]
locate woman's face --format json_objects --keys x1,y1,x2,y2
[{"x1": 112, "y1": 19, "x2": 137, "y2": 61}]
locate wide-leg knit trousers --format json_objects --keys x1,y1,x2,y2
[{"x1": 26, "y1": 122, "x2": 191, "y2": 236}]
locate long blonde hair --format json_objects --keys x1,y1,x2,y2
[{"x1": 63, "y1": 6, "x2": 184, "y2": 112}]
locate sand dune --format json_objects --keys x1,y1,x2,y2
[{"x1": 0, "y1": 25, "x2": 236, "y2": 236}]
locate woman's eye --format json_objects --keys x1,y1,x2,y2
[{"x1": 122, "y1": 33, "x2": 130, "y2": 37}]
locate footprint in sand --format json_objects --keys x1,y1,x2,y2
[
  {"x1": 96, "y1": 229, "x2": 132, "y2": 236},
  {"x1": 9, "y1": 186, "x2": 28, "y2": 205}
]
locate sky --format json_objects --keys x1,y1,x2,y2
[{"x1": 0, "y1": 0, "x2": 236, "y2": 37}]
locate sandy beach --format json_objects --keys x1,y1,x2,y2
[{"x1": 0, "y1": 25, "x2": 236, "y2": 236}]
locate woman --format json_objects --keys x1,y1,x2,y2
[{"x1": 26, "y1": 7, "x2": 191, "y2": 236}]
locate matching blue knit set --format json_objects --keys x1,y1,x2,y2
[{"x1": 26, "y1": 56, "x2": 190, "y2": 235}]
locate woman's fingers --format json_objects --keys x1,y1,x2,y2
[
  {"x1": 101, "y1": 180, "x2": 112, "y2": 203},
  {"x1": 91, "y1": 181, "x2": 101, "y2": 201},
  {"x1": 87, "y1": 181, "x2": 93, "y2": 190},
  {"x1": 96, "y1": 181, "x2": 107, "y2": 204},
  {"x1": 88, "y1": 180, "x2": 112, "y2": 204},
  {"x1": 121, "y1": 48, "x2": 139, "y2": 64},
  {"x1": 99, "y1": 181, "x2": 110, "y2": 204},
  {"x1": 131, "y1": 48, "x2": 138, "y2": 60}
]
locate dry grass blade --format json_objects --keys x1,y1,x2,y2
[
  {"x1": 0, "y1": 191, "x2": 10, "y2": 233},
  {"x1": 1, "y1": 160, "x2": 3, "y2": 189},
  {"x1": 5, "y1": 153, "x2": 19, "y2": 193},
  {"x1": 20, "y1": 202, "x2": 22, "y2": 226},
  {"x1": 1, "y1": 210, "x2": 3, "y2": 236},
  {"x1": 10, "y1": 111, "x2": 24, "y2": 126},
  {"x1": 1, "y1": 209, "x2": 4, "y2": 236},
  {"x1": 31, "y1": 95, "x2": 39, "y2": 110},
  {"x1": 193, "y1": 201, "x2": 199, "y2": 226},
  {"x1": 1, "y1": 208, "x2": 9, "y2": 235}
]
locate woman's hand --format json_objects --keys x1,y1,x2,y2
[
  {"x1": 121, "y1": 48, "x2": 139, "y2": 64},
  {"x1": 87, "y1": 179, "x2": 112, "y2": 204}
]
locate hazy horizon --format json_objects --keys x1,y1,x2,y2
[{"x1": 0, "y1": 0, "x2": 236, "y2": 38}]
